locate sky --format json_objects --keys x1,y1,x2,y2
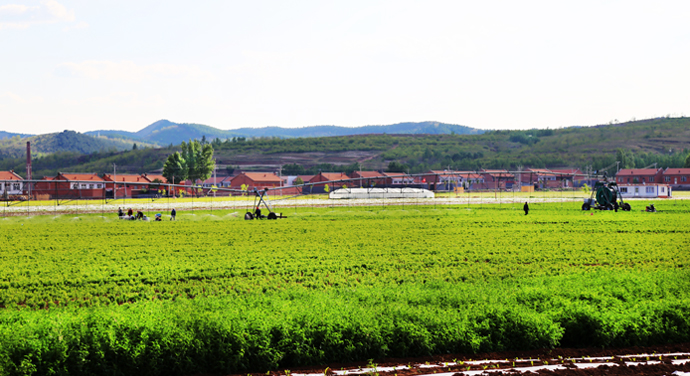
[{"x1": 1, "y1": 1, "x2": 689, "y2": 135}]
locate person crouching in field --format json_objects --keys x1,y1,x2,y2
[{"x1": 524, "y1": 202, "x2": 529, "y2": 215}]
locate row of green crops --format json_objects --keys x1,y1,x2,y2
[{"x1": 0, "y1": 202, "x2": 689, "y2": 375}]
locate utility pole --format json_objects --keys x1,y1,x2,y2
[{"x1": 113, "y1": 163, "x2": 116, "y2": 200}]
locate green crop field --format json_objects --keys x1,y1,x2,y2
[{"x1": 0, "y1": 203, "x2": 689, "y2": 376}]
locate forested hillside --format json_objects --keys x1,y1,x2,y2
[
  {"x1": 1, "y1": 118, "x2": 689, "y2": 178},
  {"x1": 211, "y1": 117, "x2": 690, "y2": 174},
  {"x1": 0, "y1": 130, "x2": 149, "y2": 159}
]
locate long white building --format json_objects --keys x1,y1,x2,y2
[{"x1": 618, "y1": 183, "x2": 672, "y2": 199}]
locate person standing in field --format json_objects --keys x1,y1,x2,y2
[
  {"x1": 171, "y1": 208, "x2": 176, "y2": 221},
  {"x1": 523, "y1": 202, "x2": 529, "y2": 215}
]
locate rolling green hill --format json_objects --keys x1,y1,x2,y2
[
  {"x1": 0, "y1": 130, "x2": 153, "y2": 160},
  {"x1": 2, "y1": 118, "x2": 689, "y2": 178},
  {"x1": 86, "y1": 120, "x2": 484, "y2": 146},
  {"x1": 209, "y1": 117, "x2": 690, "y2": 174}
]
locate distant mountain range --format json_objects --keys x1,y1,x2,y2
[
  {"x1": 0, "y1": 120, "x2": 484, "y2": 160},
  {"x1": 86, "y1": 120, "x2": 485, "y2": 146}
]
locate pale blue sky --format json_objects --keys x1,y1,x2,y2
[{"x1": 1, "y1": 0, "x2": 689, "y2": 134}]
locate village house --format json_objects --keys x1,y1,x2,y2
[
  {"x1": 422, "y1": 170, "x2": 466, "y2": 191},
  {"x1": 102, "y1": 174, "x2": 152, "y2": 198},
  {"x1": 284, "y1": 175, "x2": 314, "y2": 186},
  {"x1": 349, "y1": 171, "x2": 387, "y2": 188},
  {"x1": 280, "y1": 175, "x2": 314, "y2": 195},
  {"x1": 481, "y1": 169, "x2": 515, "y2": 190},
  {"x1": 457, "y1": 172, "x2": 485, "y2": 190},
  {"x1": 141, "y1": 173, "x2": 168, "y2": 184},
  {"x1": 0, "y1": 170, "x2": 24, "y2": 197},
  {"x1": 140, "y1": 173, "x2": 172, "y2": 196},
  {"x1": 198, "y1": 176, "x2": 234, "y2": 196},
  {"x1": 618, "y1": 183, "x2": 672, "y2": 199},
  {"x1": 381, "y1": 172, "x2": 415, "y2": 186},
  {"x1": 32, "y1": 176, "x2": 56, "y2": 198},
  {"x1": 661, "y1": 168, "x2": 690, "y2": 189},
  {"x1": 308, "y1": 173, "x2": 351, "y2": 194},
  {"x1": 35, "y1": 173, "x2": 106, "y2": 199},
  {"x1": 549, "y1": 168, "x2": 586, "y2": 188},
  {"x1": 517, "y1": 168, "x2": 558, "y2": 189},
  {"x1": 615, "y1": 168, "x2": 664, "y2": 185},
  {"x1": 230, "y1": 172, "x2": 283, "y2": 194}
]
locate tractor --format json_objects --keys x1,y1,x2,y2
[{"x1": 582, "y1": 180, "x2": 631, "y2": 211}]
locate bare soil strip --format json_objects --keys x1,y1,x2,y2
[{"x1": 227, "y1": 343, "x2": 690, "y2": 376}]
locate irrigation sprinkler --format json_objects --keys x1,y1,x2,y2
[
  {"x1": 244, "y1": 188, "x2": 287, "y2": 220},
  {"x1": 582, "y1": 173, "x2": 631, "y2": 211}
]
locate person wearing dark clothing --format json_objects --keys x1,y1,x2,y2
[
  {"x1": 136, "y1": 210, "x2": 144, "y2": 220},
  {"x1": 117, "y1": 207, "x2": 124, "y2": 218},
  {"x1": 523, "y1": 202, "x2": 529, "y2": 215},
  {"x1": 170, "y1": 208, "x2": 176, "y2": 220},
  {"x1": 127, "y1": 208, "x2": 133, "y2": 216},
  {"x1": 254, "y1": 207, "x2": 266, "y2": 219}
]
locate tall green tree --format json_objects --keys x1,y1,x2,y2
[
  {"x1": 685, "y1": 152, "x2": 690, "y2": 167},
  {"x1": 162, "y1": 152, "x2": 188, "y2": 185},
  {"x1": 181, "y1": 139, "x2": 215, "y2": 183}
]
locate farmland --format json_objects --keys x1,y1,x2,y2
[{"x1": 0, "y1": 203, "x2": 689, "y2": 376}]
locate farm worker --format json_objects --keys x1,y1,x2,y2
[
  {"x1": 127, "y1": 208, "x2": 133, "y2": 216},
  {"x1": 170, "y1": 208, "x2": 176, "y2": 220},
  {"x1": 523, "y1": 202, "x2": 529, "y2": 215},
  {"x1": 136, "y1": 210, "x2": 144, "y2": 220},
  {"x1": 117, "y1": 207, "x2": 123, "y2": 218}
]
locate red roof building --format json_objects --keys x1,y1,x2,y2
[
  {"x1": 549, "y1": 168, "x2": 586, "y2": 188},
  {"x1": 456, "y1": 172, "x2": 485, "y2": 189},
  {"x1": 615, "y1": 168, "x2": 664, "y2": 185},
  {"x1": 308, "y1": 172, "x2": 352, "y2": 193},
  {"x1": 381, "y1": 172, "x2": 415, "y2": 185},
  {"x1": 350, "y1": 171, "x2": 387, "y2": 187},
  {"x1": 519, "y1": 168, "x2": 559, "y2": 189},
  {"x1": 661, "y1": 168, "x2": 690, "y2": 189},
  {"x1": 0, "y1": 170, "x2": 24, "y2": 196},
  {"x1": 32, "y1": 176, "x2": 55, "y2": 198},
  {"x1": 45, "y1": 173, "x2": 107, "y2": 199},
  {"x1": 230, "y1": 172, "x2": 282, "y2": 193},
  {"x1": 141, "y1": 173, "x2": 168, "y2": 183},
  {"x1": 480, "y1": 169, "x2": 515, "y2": 190},
  {"x1": 103, "y1": 174, "x2": 151, "y2": 198}
]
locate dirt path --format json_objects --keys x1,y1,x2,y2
[{"x1": 219, "y1": 343, "x2": 690, "y2": 376}]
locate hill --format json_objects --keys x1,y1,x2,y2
[
  {"x1": 3, "y1": 117, "x2": 688, "y2": 178},
  {"x1": 0, "y1": 130, "x2": 150, "y2": 159},
  {"x1": 87, "y1": 120, "x2": 484, "y2": 145},
  {"x1": 209, "y1": 117, "x2": 690, "y2": 174},
  {"x1": 0, "y1": 131, "x2": 33, "y2": 140},
  {"x1": 229, "y1": 121, "x2": 484, "y2": 138}
]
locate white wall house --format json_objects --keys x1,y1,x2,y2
[
  {"x1": 618, "y1": 184, "x2": 672, "y2": 199},
  {"x1": 0, "y1": 171, "x2": 24, "y2": 195}
]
